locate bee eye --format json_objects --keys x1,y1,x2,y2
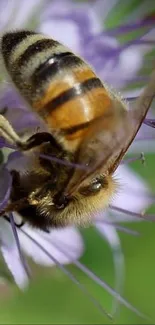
[
  {"x1": 79, "y1": 178, "x2": 104, "y2": 196},
  {"x1": 91, "y1": 180, "x2": 102, "y2": 191}
]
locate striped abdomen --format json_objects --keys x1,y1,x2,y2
[{"x1": 1, "y1": 30, "x2": 112, "y2": 146}]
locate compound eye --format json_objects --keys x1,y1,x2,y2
[
  {"x1": 91, "y1": 179, "x2": 102, "y2": 191},
  {"x1": 79, "y1": 178, "x2": 103, "y2": 196}
]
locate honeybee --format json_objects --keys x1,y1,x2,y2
[{"x1": 0, "y1": 30, "x2": 155, "y2": 230}]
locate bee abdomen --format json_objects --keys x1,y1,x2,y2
[
  {"x1": 41, "y1": 77, "x2": 102, "y2": 114},
  {"x1": 1, "y1": 30, "x2": 77, "y2": 99},
  {"x1": 1, "y1": 30, "x2": 35, "y2": 66},
  {"x1": 1, "y1": 31, "x2": 112, "y2": 146},
  {"x1": 31, "y1": 52, "x2": 82, "y2": 91}
]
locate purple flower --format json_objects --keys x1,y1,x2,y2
[
  {"x1": 0, "y1": 0, "x2": 154, "y2": 320},
  {"x1": 39, "y1": 0, "x2": 155, "y2": 88},
  {"x1": 0, "y1": 215, "x2": 84, "y2": 288}
]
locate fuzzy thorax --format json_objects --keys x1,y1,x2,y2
[{"x1": 35, "y1": 174, "x2": 117, "y2": 227}]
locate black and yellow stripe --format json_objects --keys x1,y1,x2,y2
[
  {"x1": 42, "y1": 77, "x2": 103, "y2": 115},
  {"x1": 1, "y1": 31, "x2": 84, "y2": 101},
  {"x1": 1, "y1": 30, "x2": 35, "y2": 66},
  {"x1": 31, "y1": 52, "x2": 82, "y2": 88},
  {"x1": 16, "y1": 38, "x2": 59, "y2": 69},
  {"x1": 1, "y1": 30, "x2": 112, "y2": 144}
]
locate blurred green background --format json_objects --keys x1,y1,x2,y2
[{"x1": 0, "y1": 0, "x2": 155, "y2": 324}]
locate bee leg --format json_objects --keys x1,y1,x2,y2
[
  {"x1": 0, "y1": 169, "x2": 28, "y2": 217},
  {"x1": 0, "y1": 197, "x2": 29, "y2": 217},
  {"x1": 10, "y1": 169, "x2": 21, "y2": 186},
  {"x1": 0, "y1": 168, "x2": 50, "y2": 232},
  {"x1": 0, "y1": 114, "x2": 22, "y2": 146},
  {"x1": 0, "y1": 114, "x2": 62, "y2": 151},
  {"x1": 19, "y1": 132, "x2": 63, "y2": 151}
]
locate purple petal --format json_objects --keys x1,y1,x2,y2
[
  {"x1": 0, "y1": 88, "x2": 40, "y2": 132},
  {"x1": 0, "y1": 137, "x2": 6, "y2": 148},
  {"x1": 19, "y1": 225, "x2": 111, "y2": 319},
  {"x1": 95, "y1": 221, "x2": 124, "y2": 317},
  {"x1": 112, "y1": 165, "x2": 152, "y2": 222},
  {"x1": 0, "y1": 218, "x2": 29, "y2": 288},
  {"x1": 17, "y1": 221, "x2": 84, "y2": 266}
]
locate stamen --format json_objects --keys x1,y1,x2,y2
[
  {"x1": 19, "y1": 228, "x2": 112, "y2": 320},
  {"x1": 129, "y1": 39, "x2": 155, "y2": 45},
  {"x1": 6, "y1": 150, "x2": 87, "y2": 171},
  {"x1": 119, "y1": 38, "x2": 155, "y2": 53},
  {"x1": 8, "y1": 213, "x2": 31, "y2": 280},
  {"x1": 109, "y1": 224, "x2": 140, "y2": 236},
  {"x1": 109, "y1": 205, "x2": 155, "y2": 222},
  {"x1": 103, "y1": 18, "x2": 155, "y2": 36},
  {"x1": 125, "y1": 97, "x2": 138, "y2": 101},
  {"x1": 143, "y1": 119, "x2": 155, "y2": 128},
  {"x1": 96, "y1": 220, "x2": 140, "y2": 236},
  {"x1": 135, "y1": 135, "x2": 155, "y2": 141},
  {"x1": 50, "y1": 240, "x2": 149, "y2": 321},
  {"x1": 96, "y1": 222, "x2": 125, "y2": 318},
  {"x1": 39, "y1": 153, "x2": 87, "y2": 170},
  {"x1": 122, "y1": 152, "x2": 145, "y2": 165}
]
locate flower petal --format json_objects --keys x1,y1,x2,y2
[
  {"x1": 0, "y1": 218, "x2": 29, "y2": 288},
  {"x1": 39, "y1": 0, "x2": 101, "y2": 53},
  {"x1": 40, "y1": 19, "x2": 81, "y2": 53},
  {"x1": 112, "y1": 165, "x2": 152, "y2": 221},
  {"x1": 95, "y1": 221, "x2": 124, "y2": 317},
  {"x1": 1, "y1": 0, "x2": 44, "y2": 29},
  {"x1": 16, "y1": 216, "x2": 84, "y2": 266}
]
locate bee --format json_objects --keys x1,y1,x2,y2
[{"x1": 0, "y1": 30, "x2": 155, "y2": 230}]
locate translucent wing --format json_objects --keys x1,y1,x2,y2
[{"x1": 64, "y1": 71, "x2": 155, "y2": 196}]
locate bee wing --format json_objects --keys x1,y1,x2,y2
[{"x1": 64, "y1": 71, "x2": 155, "y2": 196}]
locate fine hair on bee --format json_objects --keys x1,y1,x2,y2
[{"x1": 0, "y1": 29, "x2": 155, "y2": 231}]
